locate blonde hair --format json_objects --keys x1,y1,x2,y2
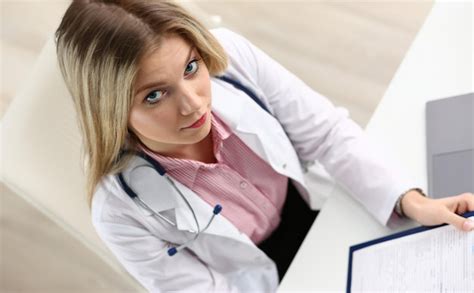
[{"x1": 55, "y1": 0, "x2": 228, "y2": 208}]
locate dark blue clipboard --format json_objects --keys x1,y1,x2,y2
[{"x1": 346, "y1": 210, "x2": 474, "y2": 293}]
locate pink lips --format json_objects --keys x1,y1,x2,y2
[{"x1": 184, "y1": 113, "x2": 207, "y2": 129}]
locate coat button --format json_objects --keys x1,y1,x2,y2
[
  {"x1": 240, "y1": 181, "x2": 248, "y2": 189},
  {"x1": 282, "y1": 163, "x2": 287, "y2": 169}
]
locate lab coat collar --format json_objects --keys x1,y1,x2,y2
[
  {"x1": 211, "y1": 77, "x2": 272, "y2": 165},
  {"x1": 210, "y1": 78, "x2": 244, "y2": 130}
]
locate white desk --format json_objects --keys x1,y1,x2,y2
[{"x1": 279, "y1": 1, "x2": 473, "y2": 291}]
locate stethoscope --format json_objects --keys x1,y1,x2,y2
[
  {"x1": 116, "y1": 75, "x2": 270, "y2": 257},
  {"x1": 117, "y1": 150, "x2": 223, "y2": 257}
]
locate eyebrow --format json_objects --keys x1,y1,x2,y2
[{"x1": 134, "y1": 46, "x2": 196, "y2": 96}]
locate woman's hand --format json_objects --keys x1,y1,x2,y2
[{"x1": 401, "y1": 191, "x2": 474, "y2": 231}]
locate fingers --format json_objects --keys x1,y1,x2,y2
[
  {"x1": 441, "y1": 207, "x2": 474, "y2": 231},
  {"x1": 462, "y1": 220, "x2": 474, "y2": 231},
  {"x1": 462, "y1": 192, "x2": 474, "y2": 211},
  {"x1": 439, "y1": 192, "x2": 474, "y2": 215},
  {"x1": 440, "y1": 193, "x2": 474, "y2": 231}
]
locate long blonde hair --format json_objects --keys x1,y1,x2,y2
[{"x1": 55, "y1": 0, "x2": 228, "y2": 208}]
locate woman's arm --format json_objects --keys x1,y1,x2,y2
[{"x1": 214, "y1": 28, "x2": 474, "y2": 231}]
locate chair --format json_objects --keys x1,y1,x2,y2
[{"x1": 0, "y1": 35, "x2": 145, "y2": 291}]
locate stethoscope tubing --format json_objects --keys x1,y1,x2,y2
[{"x1": 117, "y1": 151, "x2": 222, "y2": 256}]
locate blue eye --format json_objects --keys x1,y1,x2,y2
[
  {"x1": 185, "y1": 59, "x2": 199, "y2": 75},
  {"x1": 144, "y1": 90, "x2": 164, "y2": 105}
]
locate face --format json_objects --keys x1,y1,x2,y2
[{"x1": 129, "y1": 35, "x2": 212, "y2": 156}]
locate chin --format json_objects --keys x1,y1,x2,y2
[
  {"x1": 199, "y1": 120, "x2": 212, "y2": 140},
  {"x1": 187, "y1": 120, "x2": 211, "y2": 144}
]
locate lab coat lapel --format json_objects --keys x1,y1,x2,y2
[
  {"x1": 212, "y1": 78, "x2": 274, "y2": 166},
  {"x1": 211, "y1": 78, "x2": 306, "y2": 186}
]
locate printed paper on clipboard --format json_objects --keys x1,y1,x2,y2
[{"x1": 346, "y1": 211, "x2": 474, "y2": 292}]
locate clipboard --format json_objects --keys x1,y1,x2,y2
[{"x1": 346, "y1": 210, "x2": 474, "y2": 292}]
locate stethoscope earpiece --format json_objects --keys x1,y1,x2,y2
[
  {"x1": 167, "y1": 204, "x2": 223, "y2": 257},
  {"x1": 167, "y1": 247, "x2": 178, "y2": 256},
  {"x1": 213, "y1": 204, "x2": 223, "y2": 215}
]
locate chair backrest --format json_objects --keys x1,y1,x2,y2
[{"x1": 0, "y1": 34, "x2": 144, "y2": 290}]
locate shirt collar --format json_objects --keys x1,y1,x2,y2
[{"x1": 210, "y1": 110, "x2": 232, "y2": 156}]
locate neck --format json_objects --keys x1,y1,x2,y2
[
  {"x1": 140, "y1": 132, "x2": 217, "y2": 164},
  {"x1": 179, "y1": 132, "x2": 217, "y2": 164}
]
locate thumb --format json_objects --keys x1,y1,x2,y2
[{"x1": 442, "y1": 209, "x2": 474, "y2": 231}]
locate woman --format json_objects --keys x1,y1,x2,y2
[{"x1": 55, "y1": 0, "x2": 474, "y2": 292}]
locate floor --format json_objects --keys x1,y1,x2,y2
[{"x1": 1, "y1": 1, "x2": 433, "y2": 291}]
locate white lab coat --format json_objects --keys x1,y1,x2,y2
[{"x1": 91, "y1": 28, "x2": 415, "y2": 292}]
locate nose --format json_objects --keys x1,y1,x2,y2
[{"x1": 177, "y1": 85, "x2": 202, "y2": 116}]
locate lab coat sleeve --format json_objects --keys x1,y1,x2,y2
[
  {"x1": 92, "y1": 214, "x2": 238, "y2": 292},
  {"x1": 214, "y1": 28, "x2": 417, "y2": 226}
]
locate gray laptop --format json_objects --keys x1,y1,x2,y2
[{"x1": 426, "y1": 92, "x2": 474, "y2": 198}]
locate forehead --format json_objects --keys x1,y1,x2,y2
[{"x1": 137, "y1": 35, "x2": 193, "y2": 77}]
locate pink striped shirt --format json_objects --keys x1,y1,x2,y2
[{"x1": 139, "y1": 111, "x2": 288, "y2": 244}]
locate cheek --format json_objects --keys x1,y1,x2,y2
[
  {"x1": 129, "y1": 107, "x2": 179, "y2": 135},
  {"x1": 128, "y1": 109, "x2": 147, "y2": 134},
  {"x1": 129, "y1": 108, "x2": 159, "y2": 134},
  {"x1": 198, "y1": 72, "x2": 212, "y2": 99}
]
